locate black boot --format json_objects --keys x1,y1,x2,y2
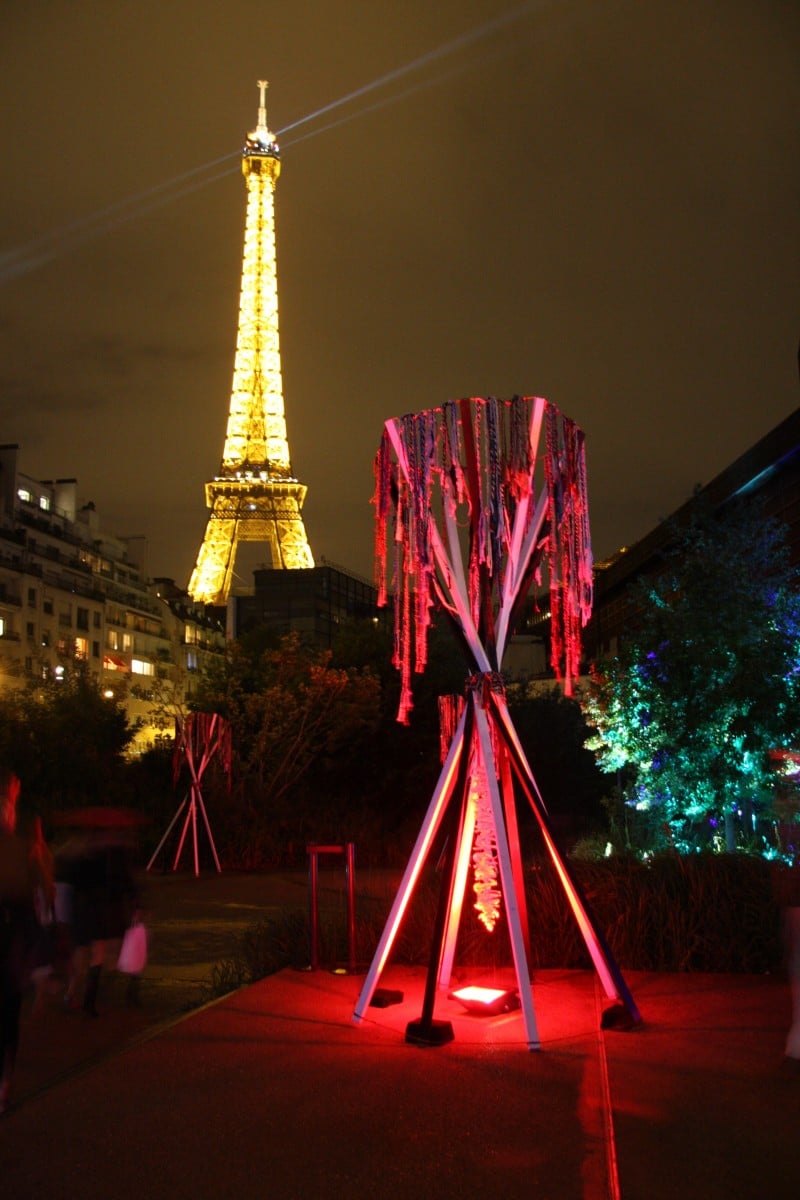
[
  {"x1": 83, "y1": 965, "x2": 101, "y2": 1017},
  {"x1": 125, "y1": 975, "x2": 142, "y2": 1008}
]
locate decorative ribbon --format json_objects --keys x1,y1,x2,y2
[{"x1": 372, "y1": 396, "x2": 593, "y2": 721}]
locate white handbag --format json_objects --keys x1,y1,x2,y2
[{"x1": 117, "y1": 919, "x2": 147, "y2": 974}]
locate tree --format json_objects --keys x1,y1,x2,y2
[
  {"x1": 130, "y1": 672, "x2": 191, "y2": 740},
  {"x1": 582, "y1": 498, "x2": 800, "y2": 854},
  {"x1": 326, "y1": 614, "x2": 471, "y2": 831},
  {"x1": 0, "y1": 661, "x2": 137, "y2": 825},
  {"x1": 190, "y1": 633, "x2": 381, "y2": 860},
  {"x1": 506, "y1": 684, "x2": 610, "y2": 846}
]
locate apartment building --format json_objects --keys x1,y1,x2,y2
[{"x1": 0, "y1": 444, "x2": 225, "y2": 753}]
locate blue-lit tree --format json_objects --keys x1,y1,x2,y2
[{"x1": 583, "y1": 498, "x2": 800, "y2": 854}]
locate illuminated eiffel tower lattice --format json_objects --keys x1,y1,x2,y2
[{"x1": 189, "y1": 81, "x2": 314, "y2": 605}]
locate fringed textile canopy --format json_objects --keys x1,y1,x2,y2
[{"x1": 372, "y1": 395, "x2": 592, "y2": 721}]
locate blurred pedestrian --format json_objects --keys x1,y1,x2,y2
[
  {"x1": 27, "y1": 817, "x2": 57, "y2": 1016},
  {"x1": 0, "y1": 772, "x2": 35, "y2": 1114},
  {"x1": 57, "y1": 836, "x2": 85, "y2": 1011},
  {"x1": 68, "y1": 828, "x2": 139, "y2": 1017}
]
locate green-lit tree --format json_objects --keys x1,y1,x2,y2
[{"x1": 582, "y1": 498, "x2": 800, "y2": 854}]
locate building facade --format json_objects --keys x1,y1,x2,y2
[
  {"x1": 500, "y1": 407, "x2": 800, "y2": 683},
  {"x1": 229, "y1": 561, "x2": 381, "y2": 648},
  {"x1": 584, "y1": 406, "x2": 800, "y2": 663},
  {"x1": 0, "y1": 444, "x2": 225, "y2": 753}
]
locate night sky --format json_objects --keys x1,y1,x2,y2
[{"x1": 1, "y1": 1, "x2": 798, "y2": 589}]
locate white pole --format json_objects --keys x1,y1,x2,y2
[{"x1": 353, "y1": 706, "x2": 468, "y2": 1022}]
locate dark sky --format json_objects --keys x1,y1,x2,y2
[{"x1": 1, "y1": 1, "x2": 798, "y2": 587}]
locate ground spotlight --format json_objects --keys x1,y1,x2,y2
[{"x1": 450, "y1": 985, "x2": 520, "y2": 1016}]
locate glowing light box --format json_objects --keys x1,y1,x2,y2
[{"x1": 450, "y1": 986, "x2": 520, "y2": 1016}]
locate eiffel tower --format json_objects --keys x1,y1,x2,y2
[{"x1": 189, "y1": 81, "x2": 314, "y2": 605}]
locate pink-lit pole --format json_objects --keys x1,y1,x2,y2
[
  {"x1": 490, "y1": 689, "x2": 641, "y2": 1021},
  {"x1": 474, "y1": 699, "x2": 540, "y2": 1049},
  {"x1": 353, "y1": 706, "x2": 468, "y2": 1021},
  {"x1": 438, "y1": 790, "x2": 477, "y2": 989}
]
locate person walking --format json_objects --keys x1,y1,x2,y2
[
  {"x1": 27, "y1": 817, "x2": 57, "y2": 1016},
  {"x1": 69, "y1": 828, "x2": 138, "y2": 1017},
  {"x1": 0, "y1": 773, "x2": 35, "y2": 1114}
]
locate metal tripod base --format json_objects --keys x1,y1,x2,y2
[{"x1": 405, "y1": 1019, "x2": 454, "y2": 1047}]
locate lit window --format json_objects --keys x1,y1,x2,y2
[
  {"x1": 39, "y1": 496, "x2": 50, "y2": 511},
  {"x1": 131, "y1": 658, "x2": 154, "y2": 676},
  {"x1": 17, "y1": 489, "x2": 32, "y2": 503},
  {"x1": 122, "y1": 633, "x2": 133, "y2": 651},
  {"x1": 74, "y1": 637, "x2": 88, "y2": 660},
  {"x1": 0, "y1": 618, "x2": 5, "y2": 637}
]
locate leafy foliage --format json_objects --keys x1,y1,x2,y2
[
  {"x1": 130, "y1": 672, "x2": 191, "y2": 735},
  {"x1": 189, "y1": 632, "x2": 382, "y2": 862},
  {"x1": 0, "y1": 661, "x2": 136, "y2": 825},
  {"x1": 315, "y1": 615, "x2": 469, "y2": 859},
  {"x1": 582, "y1": 499, "x2": 800, "y2": 852},
  {"x1": 505, "y1": 684, "x2": 609, "y2": 843}
]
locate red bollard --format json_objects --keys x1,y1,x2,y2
[{"x1": 306, "y1": 843, "x2": 356, "y2": 972}]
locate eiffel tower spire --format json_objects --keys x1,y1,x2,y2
[{"x1": 189, "y1": 81, "x2": 314, "y2": 605}]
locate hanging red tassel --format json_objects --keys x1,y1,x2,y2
[{"x1": 375, "y1": 396, "x2": 593, "y2": 720}]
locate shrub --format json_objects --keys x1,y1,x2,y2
[{"x1": 203, "y1": 852, "x2": 793, "y2": 1000}]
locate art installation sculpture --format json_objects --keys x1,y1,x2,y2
[
  {"x1": 352, "y1": 395, "x2": 640, "y2": 1048},
  {"x1": 147, "y1": 712, "x2": 232, "y2": 877}
]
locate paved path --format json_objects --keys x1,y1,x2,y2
[
  {"x1": 3, "y1": 871, "x2": 799, "y2": 1198},
  {"x1": 11, "y1": 867, "x2": 399, "y2": 1101}
]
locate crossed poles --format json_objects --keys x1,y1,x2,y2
[
  {"x1": 353, "y1": 396, "x2": 640, "y2": 1047},
  {"x1": 147, "y1": 712, "x2": 231, "y2": 877}
]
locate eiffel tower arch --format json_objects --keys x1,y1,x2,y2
[{"x1": 189, "y1": 81, "x2": 314, "y2": 605}]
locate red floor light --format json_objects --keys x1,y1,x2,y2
[{"x1": 450, "y1": 986, "x2": 520, "y2": 1016}]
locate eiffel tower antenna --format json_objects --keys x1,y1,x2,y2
[
  {"x1": 189, "y1": 81, "x2": 314, "y2": 605},
  {"x1": 256, "y1": 79, "x2": 269, "y2": 135}
]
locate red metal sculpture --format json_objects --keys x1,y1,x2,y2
[{"x1": 147, "y1": 712, "x2": 232, "y2": 877}]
